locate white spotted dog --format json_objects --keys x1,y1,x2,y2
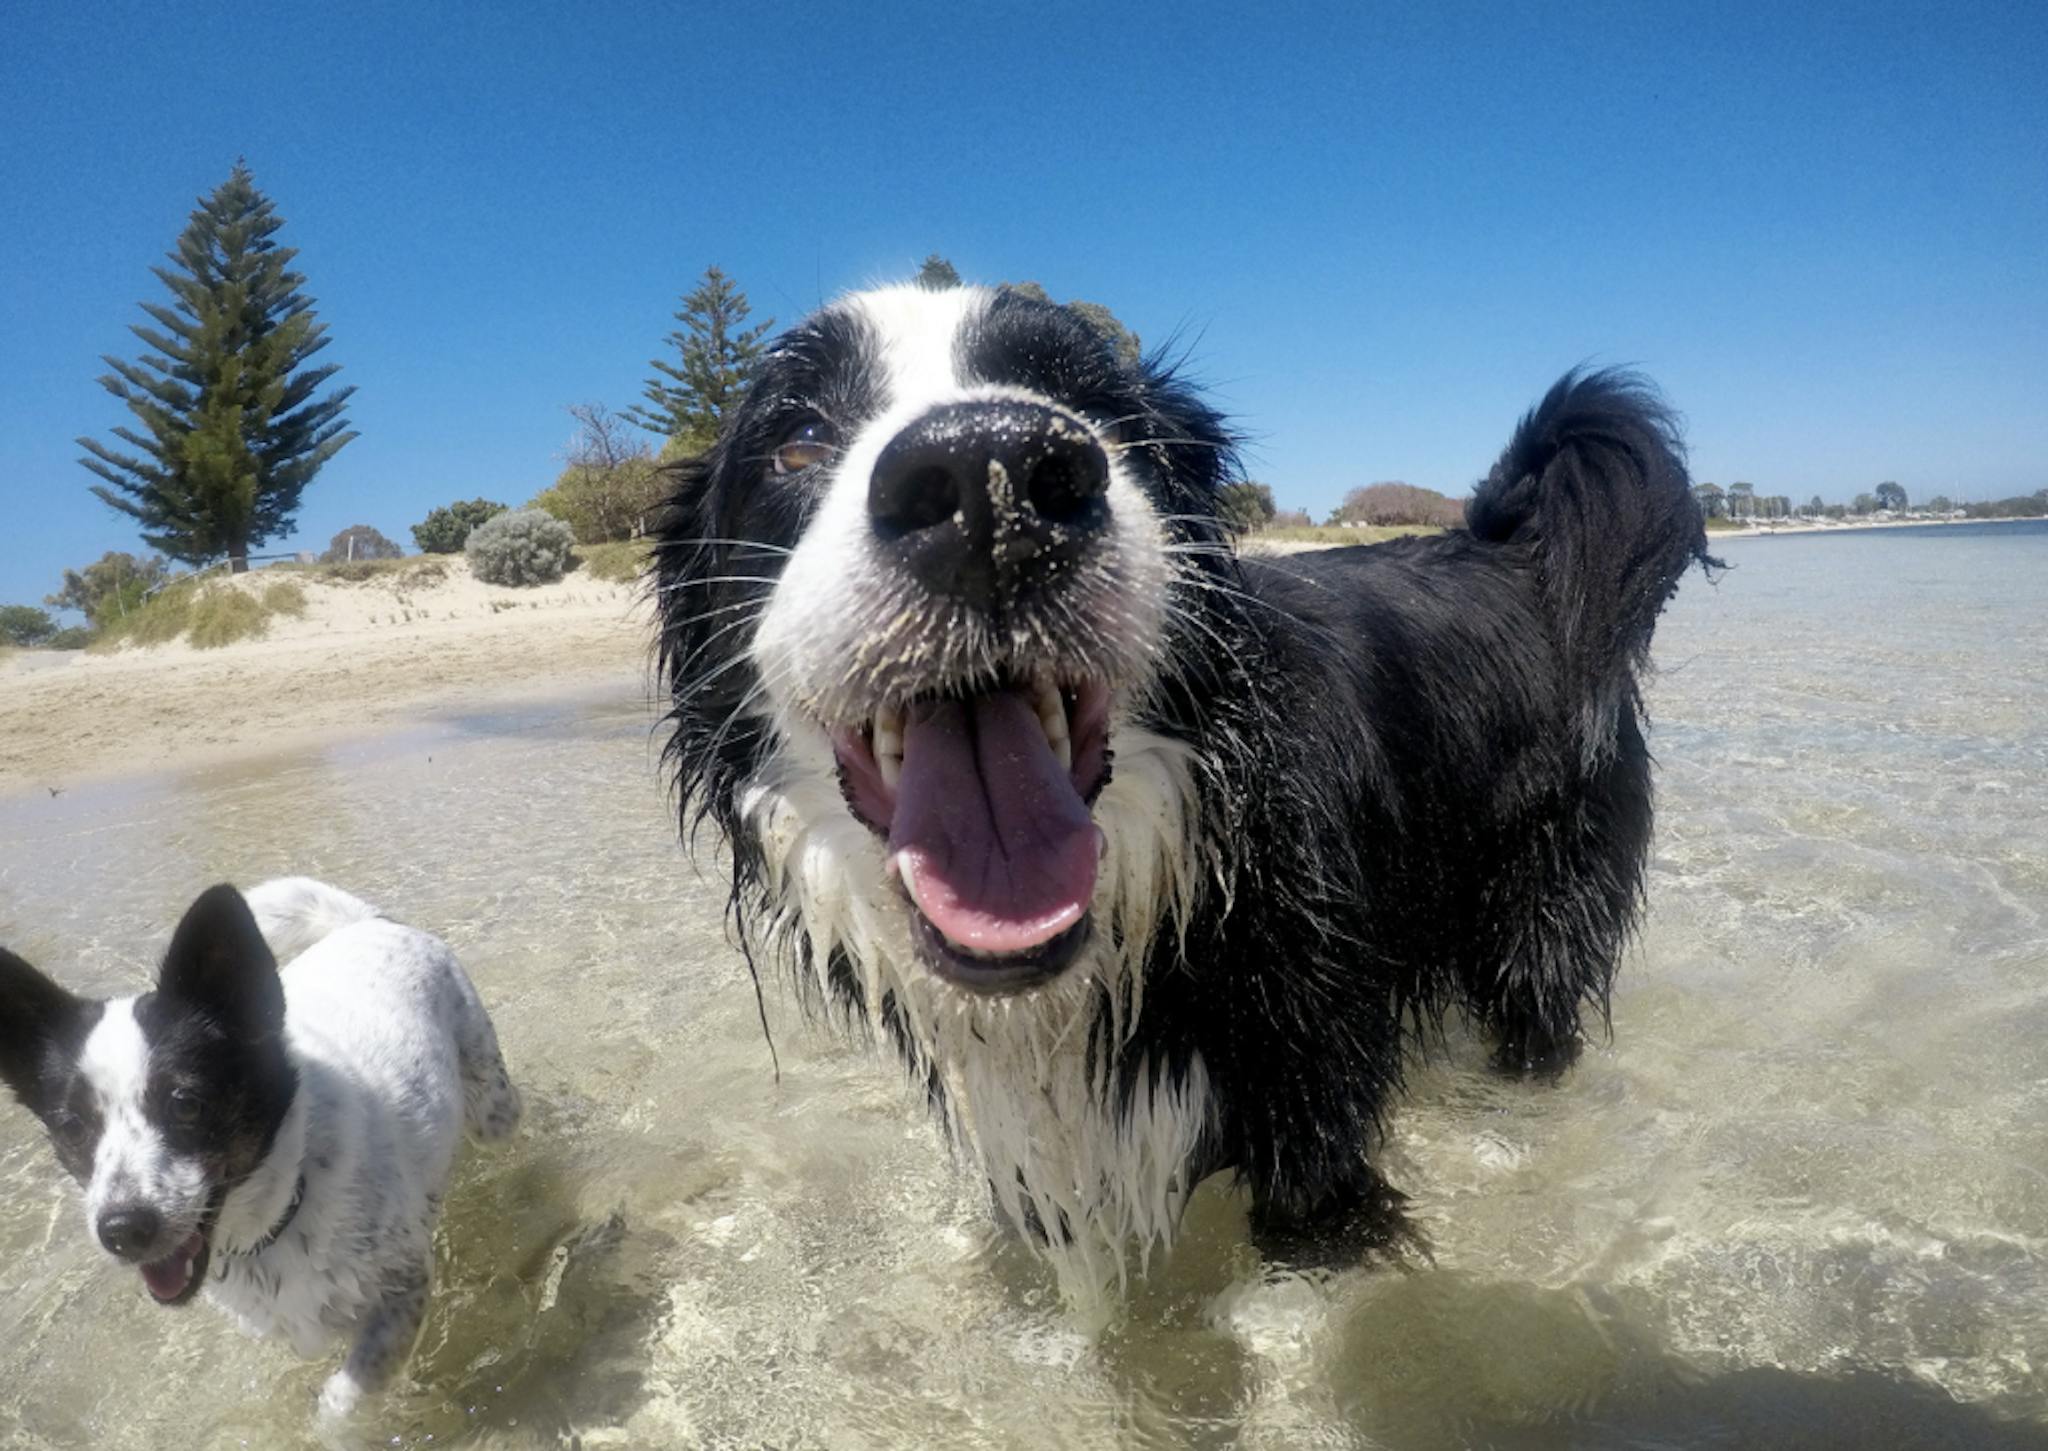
[
  {"x1": 653, "y1": 282, "x2": 1711, "y2": 1301},
  {"x1": 0, "y1": 878, "x2": 521, "y2": 1420}
]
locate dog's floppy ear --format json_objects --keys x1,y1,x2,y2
[
  {"x1": 158, "y1": 884, "x2": 285, "y2": 1039},
  {"x1": 0, "y1": 947, "x2": 91, "y2": 1110}
]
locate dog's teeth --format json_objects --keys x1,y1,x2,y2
[
  {"x1": 1032, "y1": 679, "x2": 1069, "y2": 752},
  {"x1": 1051, "y1": 734, "x2": 1072, "y2": 771},
  {"x1": 874, "y1": 703, "x2": 904, "y2": 790}
]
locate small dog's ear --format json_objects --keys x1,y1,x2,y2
[
  {"x1": 158, "y1": 884, "x2": 284, "y2": 1038},
  {"x1": 0, "y1": 947, "x2": 88, "y2": 1109}
]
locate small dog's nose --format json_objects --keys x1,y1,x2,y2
[
  {"x1": 97, "y1": 1206, "x2": 162, "y2": 1260},
  {"x1": 868, "y1": 400, "x2": 1111, "y2": 612}
]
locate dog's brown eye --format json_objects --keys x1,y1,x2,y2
[
  {"x1": 52, "y1": 1112, "x2": 86, "y2": 1144},
  {"x1": 168, "y1": 1089, "x2": 203, "y2": 1125},
  {"x1": 772, "y1": 419, "x2": 837, "y2": 476}
]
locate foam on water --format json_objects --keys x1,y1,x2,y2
[{"x1": 1, "y1": 523, "x2": 2043, "y2": 1449}]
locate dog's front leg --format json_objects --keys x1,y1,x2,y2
[
  {"x1": 1245, "y1": 1163, "x2": 1430, "y2": 1271},
  {"x1": 317, "y1": 1262, "x2": 430, "y2": 1422}
]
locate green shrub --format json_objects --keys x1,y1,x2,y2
[
  {"x1": 466, "y1": 508, "x2": 575, "y2": 586},
  {"x1": 412, "y1": 498, "x2": 508, "y2": 553},
  {"x1": 45, "y1": 625, "x2": 93, "y2": 650},
  {"x1": 530, "y1": 457, "x2": 669, "y2": 543},
  {"x1": 90, "y1": 575, "x2": 310, "y2": 651},
  {"x1": 187, "y1": 587, "x2": 269, "y2": 649},
  {"x1": 394, "y1": 559, "x2": 449, "y2": 588},
  {"x1": 293, "y1": 556, "x2": 451, "y2": 587},
  {"x1": 44, "y1": 551, "x2": 171, "y2": 628},
  {"x1": 0, "y1": 604, "x2": 58, "y2": 647},
  {"x1": 575, "y1": 539, "x2": 654, "y2": 584},
  {"x1": 1215, "y1": 482, "x2": 1277, "y2": 534},
  {"x1": 1328, "y1": 482, "x2": 1466, "y2": 528},
  {"x1": 91, "y1": 579, "x2": 196, "y2": 650},
  {"x1": 321, "y1": 525, "x2": 404, "y2": 564}
]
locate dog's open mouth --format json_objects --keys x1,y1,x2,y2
[
  {"x1": 832, "y1": 678, "x2": 1112, "y2": 993},
  {"x1": 139, "y1": 1227, "x2": 211, "y2": 1306}
]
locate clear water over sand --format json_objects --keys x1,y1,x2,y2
[{"x1": 2, "y1": 522, "x2": 2044, "y2": 1449}]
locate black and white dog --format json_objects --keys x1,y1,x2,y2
[
  {"x1": 0, "y1": 879, "x2": 521, "y2": 1418},
  {"x1": 654, "y1": 283, "x2": 1712, "y2": 1296}
]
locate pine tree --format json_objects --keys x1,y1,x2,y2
[
  {"x1": 915, "y1": 254, "x2": 962, "y2": 288},
  {"x1": 626, "y1": 266, "x2": 773, "y2": 451},
  {"x1": 77, "y1": 164, "x2": 355, "y2": 572}
]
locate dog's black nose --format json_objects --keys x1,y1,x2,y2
[
  {"x1": 868, "y1": 400, "x2": 1111, "y2": 612},
  {"x1": 97, "y1": 1206, "x2": 162, "y2": 1260}
]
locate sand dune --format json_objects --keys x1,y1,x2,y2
[{"x1": 0, "y1": 559, "x2": 653, "y2": 794}]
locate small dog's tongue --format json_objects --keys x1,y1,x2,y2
[
  {"x1": 140, "y1": 1233, "x2": 203, "y2": 1303},
  {"x1": 888, "y1": 689, "x2": 1098, "y2": 956}
]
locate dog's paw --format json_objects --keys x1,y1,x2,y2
[
  {"x1": 1247, "y1": 1175, "x2": 1432, "y2": 1272},
  {"x1": 1488, "y1": 1024, "x2": 1584, "y2": 1080}
]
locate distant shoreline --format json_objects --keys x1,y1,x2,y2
[
  {"x1": 1707, "y1": 515, "x2": 2046, "y2": 539},
  {"x1": 1243, "y1": 516, "x2": 2047, "y2": 555}
]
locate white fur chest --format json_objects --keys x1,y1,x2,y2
[{"x1": 745, "y1": 718, "x2": 1217, "y2": 1300}]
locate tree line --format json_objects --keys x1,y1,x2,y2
[
  {"x1": 17, "y1": 167, "x2": 2041, "y2": 649},
  {"x1": 20, "y1": 177, "x2": 1187, "y2": 649},
  {"x1": 5, "y1": 188, "x2": 1094, "y2": 643},
  {"x1": 13, "y1": 168, "x2": 757, "y2": 643},
  {"x1": 6, "y1": 167, "x2": 1503, "y2": 650},
  {"x1": 1692, "y1": 478, "x2": 2048, "y2": 523}
]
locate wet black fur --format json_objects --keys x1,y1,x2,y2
[
  {"x1": 136, "y1": 886, "x2": 299, "y2": 1194},
  {"x1": 0, "y1": 886, "x2": 299, "y2": 1204},
  {"x1": 654, "y1": 289, "x2": 1714, "y2": 1244},
  {"x1": 0, "y1": 947, "x2": 106, "y2": 1180}
]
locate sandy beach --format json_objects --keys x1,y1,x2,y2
[
  {"x1": 9, "y1": 517, "x2": 2037, "y2": 796},
  {"x1": 0, "y1": 532, "x2": 1417, "y2": 795},
  {"x1": 0, "y1": 559, "x2": 653, "y2": 796}
]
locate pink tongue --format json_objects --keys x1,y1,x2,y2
[
  {"x1": 140, "y1": 1233, "x2": 202, "y2": 1302},
  {"x1": 888, "y1": 689, "x2": 1099, "y2": 956}
]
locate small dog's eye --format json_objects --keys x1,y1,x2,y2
[
  {"x1": 51, "y1": 1112, "x2": 86, "y2": 1144},
  {"x1": 772, "y1": 419, "x2": 837, "y2": 476},
  {"x1": 168, "y1": 1089, "x2": 203, "y2": 1125}
]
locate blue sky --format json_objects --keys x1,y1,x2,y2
[{"x1": 3, "y1": 0, "x2": 2043, "y2": 611}]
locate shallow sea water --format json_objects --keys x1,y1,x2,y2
[{"x1": 1, "y1": 521, "x2": 2044, "y2": 1450}]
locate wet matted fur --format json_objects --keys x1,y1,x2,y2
[
  {"x1": 0, "y1": 879, "x2": 521, "y2": 1418},
  {"x1": 653, "y1": 282, "x2": 1713, "y2": 1298}
]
